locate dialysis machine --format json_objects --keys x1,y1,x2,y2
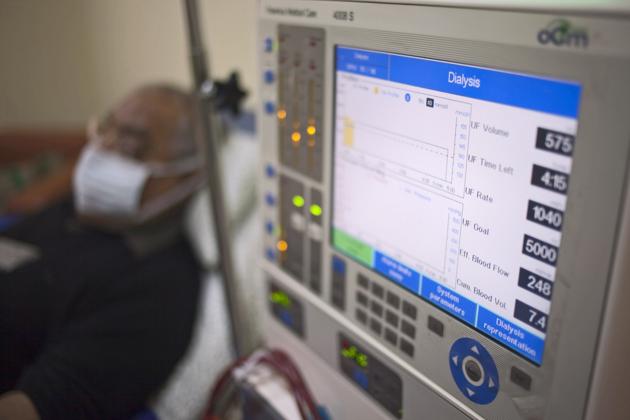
[{"x1": 256, "y1": 1, "x2": 630, "y2": 418}]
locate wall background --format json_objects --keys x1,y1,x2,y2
[{"x1": 0, "y1": 0, "x2": 258, "y2": 127}]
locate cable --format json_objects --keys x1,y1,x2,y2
[{"x1": 204, "y1": 348, "x2": 323, "y2": 420}]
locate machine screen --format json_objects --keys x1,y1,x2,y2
[{"x1": 332, "y1": 46, "x2": 581, "y2": 365}]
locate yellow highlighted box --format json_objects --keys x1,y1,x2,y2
[{"x1": 343, "y1": 117, "x2": 354, "y2": 147}]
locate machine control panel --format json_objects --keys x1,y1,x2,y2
[
  {"x1": 259, "y1": 2, "x2": 630, "y2": 419},
  {"x1": 262, "y1": 25, "x2": 326, "y2": 297}
]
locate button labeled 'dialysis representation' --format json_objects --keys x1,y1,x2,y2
[{"x1": 449, "y1": 337, "x2": 499, "y2": 405}]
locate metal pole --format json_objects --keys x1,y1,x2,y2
[{"x1": 183, "y1": 0, "x2": 245, "y2": 357}]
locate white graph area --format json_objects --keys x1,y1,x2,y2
[
  {"x1": 334, "y1": 161, "x2": 459, "y2": 276},
  {"x1": 336, "y1": 73, "x2": 471, "y2": 195},
  {"x1": 333, "y1": 72, "x2": 465, "y2": 282}
]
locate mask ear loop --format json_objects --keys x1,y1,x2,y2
[
  {"x1": 147, "y1": 155, "x2": 204, "y2": 177},
  {"x1": 135, "y1": 171, "x2": 206, "y2": 224}
]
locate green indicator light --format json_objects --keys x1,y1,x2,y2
[
  {"x1": 270, "y1": 291, "x2": 291, "y2": 308},
  {"x1": 357, "y1": 354, "x2": 368, "y2": 368},
  {"x1": 341, "y1": 346, "x2": 357, "y2": 359},
  {"x1": 310, "y1": 204, "x2": 322, "y2": 217},
  {"x1": 341, "y1": 346, "x2": 368, "y2": 367},
  {"x1": 292, "y1": 195, "x2": 305, "y2": 208}
]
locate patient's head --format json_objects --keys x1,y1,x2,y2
[{"x1": 73, "y1": 84, "x2": 204, "y2": 230}]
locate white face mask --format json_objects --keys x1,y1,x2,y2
[{"x1": 73, "y1": 141, "x2": 204, "y2": 224}]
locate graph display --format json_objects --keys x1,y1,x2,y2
[{"x1": 332, "y1": 46, "x2": 581, "y2": 365}]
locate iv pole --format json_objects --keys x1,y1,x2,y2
[{"x1": 183, "y1": 0, "x2": 245, "y2": 357}]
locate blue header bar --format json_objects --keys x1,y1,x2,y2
[{"x1": 336, "y1": 46, "x2": 581, "y2": 118}]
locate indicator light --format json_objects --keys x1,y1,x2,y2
[
  {"x1": 310, "y1": 204, "x2": 322, "y2": 217},
  {"x1": 291, "y1": 131, "x2": 301, "y2": 143},
  {"x1": 306, "y1": 125, "x2": 316, "y2": 135},
  {"x1": 341, "y1": 345, "x2": 369, "y2": 367},
  {"x1": 277, "y1": 240, "x2": 288, "y2": 252},
  {"x1": 341, "y1": 345, "x2": 357, "y2": 359},
  {"x1": 292, "y1": 195, "x2": 305, "y2": 208},
  {"x1": 277, "y1": 109, "x2": 287, "y2": 120},
  {"x1": 357, "y1": 354, "x2": 368, "y2": 367},
  {"x1": 270, "y1": 291, "x2": 291, "y2": 308}
]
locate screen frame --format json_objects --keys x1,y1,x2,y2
[{"x1": 328, "y1": 44, "x2": 582, "y2": 366}]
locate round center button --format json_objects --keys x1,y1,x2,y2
[
  {"x1": 463, "y1": 356, "x2": 484, "y2": 386},
  {"x1": 449, "y1": 337, "x2": 499, "y2": 405}
]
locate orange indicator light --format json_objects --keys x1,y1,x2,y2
[
  {"x1": 277, "y1": 109, "x2": 287, "y2": 120},
  {"x1": 277, "y1": 240, "x2": 288, "y2": 252},
  {"x1": 306, "y1": 125, "x2": 316, "y2": 136},
  {"x1": 291, "y1": 132, "x2": 301, "y2": 143}
]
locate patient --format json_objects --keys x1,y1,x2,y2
[{"x1": 0, "y1": 85, "x2": 204, "y2": 420}]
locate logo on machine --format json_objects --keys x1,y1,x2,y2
[{"x1": 537, "y1": 19, "x2": 589, "y2": 48}]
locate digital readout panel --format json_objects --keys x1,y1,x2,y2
[{"x1": 332, "y1": 46, "x2": 581, "y2": 365}]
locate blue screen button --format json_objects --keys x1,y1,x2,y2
[
  {"x1": 421, "y1": 277, "x2": 477, "y2": 326},
  {"x1": 374, "y1": 251, "x2": 420, "y2": 294},
  {"x1": 476, "y1": 307, "x2": 545, "y2": 364}
]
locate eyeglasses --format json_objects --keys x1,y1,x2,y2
[{"x1": 87, "y1": 115, "x2": 151, "y2": 160}]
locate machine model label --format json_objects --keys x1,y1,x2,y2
[{"x1": 332, "y1": 46, "x2": 581, "y2": 365}]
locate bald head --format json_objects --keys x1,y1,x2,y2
[
  {"x1": 75, "y1": 84, "x2": 204, "y2": 230},
  {"x1": 97, "y1": 84, "x2": 198, "y2": 164}
]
